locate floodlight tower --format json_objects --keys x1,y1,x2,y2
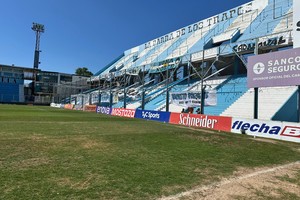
[
  {"x1": 32, "y1": 23, "x2": 44, "y2": 69},
  {"x1": 31, "y1": 22, "x2": 45, "y2": 96}
]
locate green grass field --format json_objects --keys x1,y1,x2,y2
[{"x1": 0, "y1": 105, "x2": 299, "y2": 199}]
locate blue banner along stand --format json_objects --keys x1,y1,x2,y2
[{"x1": 134, "y1": 109, "x2": 171, "y2": 123}]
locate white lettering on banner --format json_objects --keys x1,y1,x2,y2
[
  {"x1": 268, "y1": 57, "x2": 300, "y2": 66},
  {"x1": 142, "y1": 111, "x2": 160, "y2": 119},
  {"x1": 179, "y1": 114, "x2": 217, "y2": 129},
  {"x1": 111, "y1": 109, "x2": 135, "y2": 117},
  {"x1": 266, "y1": 56, "x2": 300, "y2": 73},
  {"x1": 97, "y1": 107, "x2": 110, "y2": 115},
  {"x1": 267, "y1": 64, "x2": 300, "y2": 73}
]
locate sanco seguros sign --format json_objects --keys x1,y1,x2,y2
[{"x1": 248, "y1": 48, "x2": 300, "y2": 88}]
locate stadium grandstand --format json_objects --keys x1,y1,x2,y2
[{"x1": 64, "y1": 0, "x2": 299, "y2": 122}]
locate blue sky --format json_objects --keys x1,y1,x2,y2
[{"x1": 0, "y1": 0, "x2": 250, "y2": 75}]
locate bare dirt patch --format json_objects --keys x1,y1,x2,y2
[
  {"x1": 159, "y1": 162, "x2": 300, "y2": 200},
  {"x1": 55, "y1": 173, "x2": 101, "y2": 190},
  {"x1": 11, "y1": 157, "x2": 51, "y2": 169}
]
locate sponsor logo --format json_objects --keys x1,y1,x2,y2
[
  {"x1": 84, "y1": 105, "x2": 97, "y2": 112},
  {"x1": 281, "y1": 126, "x2": 300, "y2": 138},
  {"x1": 111, "y1": 108, "x2": 135, "y2": 118},
  {"x1": 179, "y1": 114, "x2": 218, "y2": 129},
  {"x1": 142, "y1": 111, "x2": 160, "y2": 119},
  {"x1": 97, "y1": 106, "x2": 111, "y2": 115},
  {"x1": 64, "y1": 104, "x2": 74, "y2": 110},
  {"x1": 253, "y1": 62, "x2": 265, "y2": 74},
  {"x1": 232, "y1": 121, "x2": 281, "y2": 135},
  {"x1": 233, "y1": 36, "x2": 286, "y2": 53},
  {"x1": 169, "y1": 113, "x2": 232, "y2": 131}
]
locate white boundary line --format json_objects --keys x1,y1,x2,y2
[{"x1": 158, "y1": 161, "x2": 300, "y2": 200}]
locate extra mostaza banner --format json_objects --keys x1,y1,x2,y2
[{"x1": 111, "y1": 108, "x2": 136, "y2": 118}]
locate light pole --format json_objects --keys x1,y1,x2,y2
[{"x1": 31, "y1": 23, "x2": 45, "y2": 99}]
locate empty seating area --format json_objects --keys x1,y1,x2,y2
[{"x1": 76, "y1": 0, "x2": 297, "y2": 122}]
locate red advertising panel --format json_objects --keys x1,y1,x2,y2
[
  {"x1": 169, "y1": 113, "x2": 232, "y2": 132},
  {"x1": 83, "y1": 105, "x2": 97, "y2": 112},
  {"x1": 111, "y1": 108, "x2": 136, "y2": 118},
  {"x1": 64, "y1": 104, "x2": 74, "y2": 110}
]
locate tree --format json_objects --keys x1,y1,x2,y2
[{"x1": 75, "y1": 67, "x2": 93, "y2": 77}]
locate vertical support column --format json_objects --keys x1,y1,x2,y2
[
  {"x1": 200, "y1": 78, "x2": 205, "y2": 114},
  {"x1": 234, "y1": 56, "x2": 239, "y2": 75},
  {"x1": 200, "y1": 49, "x2": 205, "y2": 114},
  {"x1": 298, "y1": 86, "x2": 300, "y2": 122},
  {"x1": 254, "y1": 87, "x2": 258, "y2": 119},
  {"x1": 81, "y1": 94, "x2": 84, "y2": 110},
  {"x1": 89, "y1": 93, "x2": 92, "y2": 105},
  {"x1": 98, "y1": 92, "x2": 101, "y2": 106},
  {"x1": 166, "y1": 68, "x2": 169, "y2": 112},
  {"x1": 254, "y1": 38, "x2": 259, "y2": 119},
  {"x1": 123, "y1": 69, "x2": 127, "y2": 109},
  {"x1": 187, "y1": 61, "x2": 190, "y2": 87},
  {"x1": 141, "y1": 66, "x2": 145, "y2": 110},
  {"x1": 109, "y1": 72, "x2": 113, "y2": 108}
]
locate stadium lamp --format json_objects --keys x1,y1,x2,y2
[{"x1": 32, "y1": 23, "x2": 45, "y2": 33}]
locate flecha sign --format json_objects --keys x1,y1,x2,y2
[
  {"x1": 247, "y1": 48, "x2": 300, "y2": 88},
  {"x1": 231, "y1": 118, "x2": 300, "y2": 143}
]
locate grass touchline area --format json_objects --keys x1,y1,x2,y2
[{"x1": 0, "y1": 105, "x2": 299, "y2": 200}]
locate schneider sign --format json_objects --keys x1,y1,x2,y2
[{"x1": 248, "y1": 48, "x2": 300, "y2": 88}]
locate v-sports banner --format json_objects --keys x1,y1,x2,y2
[
  {"x1": 247, "y1": 48, "x2": 300, "y2": 88},
  {"x1": 96, "y1": 106, "x2": 112, "y2": 115},
  {"x1": 169, "y1": 113, "x2": 232, "y2": 132},
  {"x1": 170, "y1": 90, "x2": 217, "y2": 107},
  {"x1": 111, "y1": 108, "x2": 136, "y2": 118},
  {"x1": 294, "y1": 0, "x2": 300, "y2": 48},
  {"x1": 135, "y1": 110, "x2": 170, "y2": 123},
  {"x1": 231, "y1": 118, "x2": 300, "y2": 143}
]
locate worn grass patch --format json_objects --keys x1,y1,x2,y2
[{"x1": 0, "y1": 105, "x2": 300, "y2": 199}]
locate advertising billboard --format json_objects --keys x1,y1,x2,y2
[
  {"x1": 111, "y1": 108, "x2": 136, "y2": 118},
  {"x1": 135, "y1": 110, "x2": 171, "y2": 123},
  {"x1": 169, "y1": 113, "x2": 232, "y2": 132},
  {"x1": 96, "y1": 106, "x2": 112, "y2": 115},
  {"x1": 64, "y1": 104, "x2": 74, "y2": 110},
  {"x1": 83, "y1": 105, "x2": 97, "y2": 112},
  {"x1": 247, "y1": 48, "x2": 300, "y2": 88},
  {"x1": 170, "y1": 90, "x2": 217, "y2": 107},
  {"x1": 231, "y1": 118, "x2": 300, "y2": 143}
]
